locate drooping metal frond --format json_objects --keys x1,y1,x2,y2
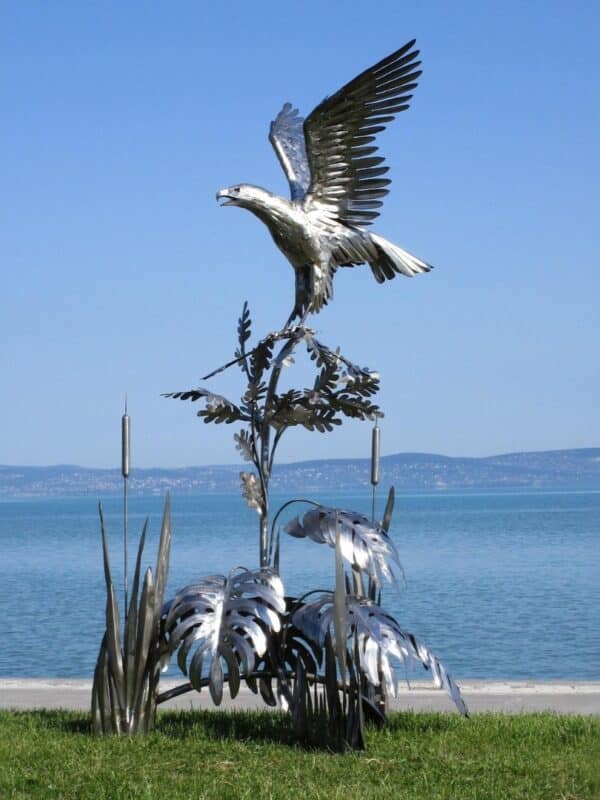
[
  {"x1": 293, "y1": 592, "x2": 468, "y2": 717},
  {"x1": 284, "y1": 506, "x2": 403, "y2": 589},
  {"x1": 162, "y1": 567, "x2": 285, "y2": 705}
]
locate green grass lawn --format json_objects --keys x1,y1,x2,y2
[{"x1": 1, "y1": 710, "x2": 598, "y2": 800}]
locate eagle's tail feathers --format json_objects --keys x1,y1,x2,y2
[{"x1": 369, "y1": 233, "x2": 432, "y2": 281}]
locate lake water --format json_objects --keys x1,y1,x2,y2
[{"x1": 0, "y1": 489, "x2": 598, "y2": 680}]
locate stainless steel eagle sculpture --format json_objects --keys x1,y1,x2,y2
[
  {"x1": 217, "y1": 39, "x2": 431, "y2": 325},
  {"x1": 93, "y1": 40, "x2": 469, "y2": 748}
]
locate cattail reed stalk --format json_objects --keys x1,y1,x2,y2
[
  {"x1": 122, "y1": 396, "x2": 130, "y2": 614},
  {"x1": 371, "y1": 420, "x2": 380, "y2": 521}
]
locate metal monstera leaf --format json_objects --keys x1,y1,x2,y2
[
  {"x1": 162, "y1": 567, "x2": 285, "y2": 705},
  {"x1": 284, "y1": 506, "x2": 403, "y2": 588},
  {"x1": 293, "y1": 592, "x2": 468, "y2": 717}
]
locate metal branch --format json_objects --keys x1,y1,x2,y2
[{"x1": 156, "y1": 668, "x2": 362, "y2": 706}]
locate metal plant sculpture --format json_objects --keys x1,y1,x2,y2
[
  {"x1": 92, "y1": 497, "x2": 171, "y2": 734},
  {"x1": 161, "y1": 298, "x2": 468, "y2": 748},
  {"x1": 93, "y1": 40, "x2": 468, "y2": 750}
]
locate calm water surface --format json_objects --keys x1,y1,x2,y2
[{"x1": 0, "y1": 489, "x2": 598, "y2": 679}]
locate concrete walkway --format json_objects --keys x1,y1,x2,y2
[{"x1": 1, "y1": 679, "x2": 599, "y2": 714}]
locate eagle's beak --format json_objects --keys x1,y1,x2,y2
[{"x1": 216, "y1": 189, "x2": 236, "y2": 207}]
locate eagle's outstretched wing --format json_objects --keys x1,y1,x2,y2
[
  {"x1": 303, "y1": 40, "x2": 421, "y2": 227},
  {"x1": 269, "y1": 103, "x2": 311, "y2": 202}
]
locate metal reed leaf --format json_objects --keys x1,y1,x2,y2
[
  {"x1": 92, "y1": 496, "x2": 173, "y2": 735},
  {"x1": 381, "y1": 486, "x2": 395, "y2": 533},
  {"x1": 124, "y1": 517, "x2": 148, "y2": 713},
  {"x1": 154, "y1": 494, "x2": 171, "y2": 613},
  {"x1": 333, "y1": 516, "x2": 347, "y2": 678},
  {"x1": 98, "y1": 504, "x2": 125, "y2": 706}
]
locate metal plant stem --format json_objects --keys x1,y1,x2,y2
[
  {"x1": 122, "y1": 397, "x2": 130, "y2": 614},
  {"x1": 257, "y1": 335, "x2": 298, "y2": 566}
]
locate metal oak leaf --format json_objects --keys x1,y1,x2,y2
[
  {"x1": 234, "y1": 430, "x2": 254, "y2": 463},
  {"x1": 240, "y1": 471, "x2": 264, "y2": 515}
]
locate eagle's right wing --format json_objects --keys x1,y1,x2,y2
[
  {"x1": 269, "y1": 103, "x2": 311, "y2": 202},
  {"x1": 303, "y1": 41, "x2": 421, "y2": 227}
]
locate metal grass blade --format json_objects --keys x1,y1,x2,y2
[
  {"x1": 125, "y1": 518, "x2": 148, "y2": 712},
  {"x1": 154, "y1": 493, "x2": 171, "y2": 611},
  {"x1": 98, "y1": 505, "x2": 125, "y2": 707},
  {"x1": 92, "y1": 496, "x2": 172, "y2": 735},
  {"x1": 333, "y1": 517, "x2": 347, "y2": 678},
  {"x1": 381, "y1": 486, "x2": 395, "y2": 533}
]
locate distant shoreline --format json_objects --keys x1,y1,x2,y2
[
  {"x1": 1, "y1": 485, "x2": 600, "y2": 504},
  {"x1": 2, "y1": 447, "x2": 600, "y2": 497}
]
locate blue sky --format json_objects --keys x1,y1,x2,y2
[{"x1": 1, "y1": 1, "x2": 599, "y2": 468}]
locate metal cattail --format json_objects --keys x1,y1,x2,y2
[
  {"x1": 122, "y1": 404, "x2": 130, "y2": 479},
  {"x1": 371, "y1": 420, "x2": 380, "y2": 522},
  {"x1": 371, "y1": 422, "x2": 380, "y2": 487},
  {"x1": 122, "y1": 396, "x2": 130, "y2": 614}
]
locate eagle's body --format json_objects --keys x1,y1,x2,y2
[{"x1": 217, "y1": 40, "x2": 431, "y2": 323}]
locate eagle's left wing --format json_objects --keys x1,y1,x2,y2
[
  {"x1": 269, "y1": 103, "x2": 311, "y2": 202},
  {"x1": 303, "y1": 41, "x2": 421, "y2": 227}
]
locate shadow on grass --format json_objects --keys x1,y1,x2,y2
[
  {"x1": 157, "y1": 709, "x2": 298, "y2": 746},
  {"x1": 5, "y1": 708, "x2": 295, "y2": 746},
  {"x1": 4, "y1": 707, "x2": 467, "y2": 751},
  {"x1": 155, "y1": 709, "x2": 458, "y2": 747}
]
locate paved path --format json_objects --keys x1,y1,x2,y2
[{"x1": 1, "y1": 679, "x2": 599, "y2": 714}]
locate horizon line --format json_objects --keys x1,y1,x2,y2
[{"x1": 2, "y1": 445, "x2": 599, "y2": 472}]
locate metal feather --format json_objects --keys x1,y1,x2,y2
[{"x1": 269, "y1": 103, "x2": 311, "y2": 201}]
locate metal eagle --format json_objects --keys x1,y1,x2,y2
[{"x1": 217, "y1": 40, "x2": 431, "y2": 326}]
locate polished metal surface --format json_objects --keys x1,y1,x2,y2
[
  {"x1": 166, "y1": 312, "x2": 382, "y2": 568},
  {"x1": 121, "y1": 399, "x2": 130, "y2": 613},
  {"x1": 216, "y1": 39, "x2": 431, "y2": 324},
  {"x1": 153, "y1": 42, "x2": 468, "y2": 751},
  {"x1": 284, "y1": 504, "x2": 403, "y2": 589},
  {"x1": 162, "y1": 568, "x2": 285, "y2": 705},
  {"x1": 371, "y1": 423, "x2": 380, "y2": 487},
  {"x1": 91, "y1": 496, "x2": 172, "y2": 735},
  {"x1": 293, "y1": 592, "x2": 468, "y2": 716},
  {"x1": 121, "y1": 403, "x2": 130, "y2": 479}
]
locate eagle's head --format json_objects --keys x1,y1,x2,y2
[{"x1": 216, "y1": 184, "x2": 273, "y2": 211}]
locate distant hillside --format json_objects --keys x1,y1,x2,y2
[{"x1": 1, "y1": 448, "x2": 599, "y2": 497}]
